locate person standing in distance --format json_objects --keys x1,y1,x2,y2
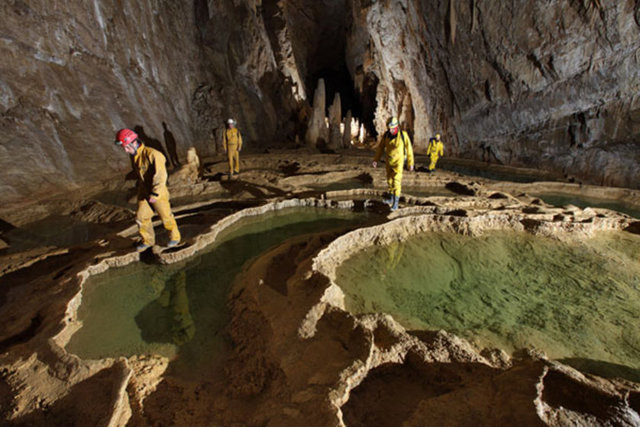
[
  {"x1": 426, "y1": 132, "x2": 444, "y2": 173},
  {"x1": 223, "y1": 118, "x2": 243, "y2": 175},
  {"x1": 115, "y1": 128, "x2": 181, "y2": 251}
]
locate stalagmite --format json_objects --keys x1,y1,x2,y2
[
  {"x1": 449, "y1": 0, "x2": 457, "y2": 45},
  {"x1": 328, "y1": 93, "x2": 342, "y2": 150},
  {"x1": 168, "y1": 147, "x2": 201, "y2": 186},
  {"x1": 343, "y1": 110, "x2": 353, "y2": 148},
  {"x1": 305, "y1": 79, "x2": 328, "y2": 148}
]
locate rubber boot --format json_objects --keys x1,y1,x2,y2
[
  {"x1": 382, "y1": 193, "x2": 393, "y2": 205},
  {"x1": 391, "y1": 195, "x2": 399, "y2": 211}
]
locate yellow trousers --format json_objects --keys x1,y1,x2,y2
[
  {"x1": 136, "y1": 196, "x2": 181, "y2": 246},
  {"x1": 429, "y1": 154, "x2": 440, "y2": 171},
  {"x1": 227, "y1": 145, "x2": 240, "y2": 173},
  {"x1": 385, "y1": 162, "x2": 403, "y2": 196}
]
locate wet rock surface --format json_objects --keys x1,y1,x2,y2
[{"x1": 1, "y1": 154, "x2": 639, "y2": 426}]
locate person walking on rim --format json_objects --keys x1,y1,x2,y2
[
  {"x1": 372, "y1": 117, "x2": 414, "y2": 211},
  {"x1": 223, "y1": 118, "x2": 243, "y2": 175},
  {"x1": 115, "y1": 128, "x2": 181, "y2": 251}
]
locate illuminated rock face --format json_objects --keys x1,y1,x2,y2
[
  {"x1": 344, "y1": 0, "x2": 640, "y2": 188},
  {"x1": 0, "y1": 0, "x2": 295, "y2": 208},
  {"x1": 1, "y1": 0, "x2": 639, "y2": 211}
]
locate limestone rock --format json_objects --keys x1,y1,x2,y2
[
  {"x1": 68, "y1": 201, "x2": 133, "y2": 224},
  {"x1": 328, "y1": 93, "x2": 342, "y2": 150},
  {"x1": 305, "y1": 79, "x2": 329, "y2": 148},
  {"x1": 343, "y1": 110, "x2": 353, "y2": 148},
  {"x1": 168, "y1": 147, "x2": 201, "y2": 187},
  {"x1": 345, "y1": 0, "x2": 640, "y2": 188}
]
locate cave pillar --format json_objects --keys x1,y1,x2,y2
[
  {"x1": 343, "y1": 110, "x2": 352, "y2": 148},
  {"x1": 328, "y1": 93, "x2": 342, "y2": 150},
  {"x1": 305, "y1": 79, "x2": 328, "y2": 148}
]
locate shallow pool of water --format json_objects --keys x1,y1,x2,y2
[
  {"x1": 66, "y1": 207, "x2": 374, "y2": 378},
  {"x1": 535, "y1": 193, "x2": 640, "y2": 219},
  {"x1": 336, "y1": 230, "x2": 640, "y2": 381}
]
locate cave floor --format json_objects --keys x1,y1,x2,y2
[{"x1": 1, "y1": 150, "x2": 640, "y2": 426}]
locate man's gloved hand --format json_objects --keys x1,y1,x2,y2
[{"x1": 372, "y1": 161, "x2": 377, "y2": 168}]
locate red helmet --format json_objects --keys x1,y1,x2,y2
[{"x1": 115, "y1": 128, "x2": 138, "y2": 146}]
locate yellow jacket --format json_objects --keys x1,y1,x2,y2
[
  {"x1": 223, "y1": 128, "x2": 243, "y2": 151},
  {"x1": 133, "y1": 144, "x2": 169, "y2": 200},
  {"x1": 427, "y1": 139, "x2": 444, "y2": 157},
  {"x1": 374, "y1": 130, "x2": 414, "y2": 168}
]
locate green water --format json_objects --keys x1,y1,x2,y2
[
  {"x1": 535, "y1": 192, "x2": 640, "y2": 219},
  {"x1": 336, "y1": 231, "x2": 640, "y2": 381},
  {"x1": 66, "y1": 207, "x2": 372, "y2": 378}
]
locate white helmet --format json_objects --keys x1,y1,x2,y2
[{"x1": 227, "y1": 118, "x2": 236, "y2": 125}]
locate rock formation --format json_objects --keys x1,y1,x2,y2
[
  {"x1": 305, "y1": 79, "x2": 328, "y2": 148},
  {"x1": 328, "y1": 93, "x2": 343, "y2": 150},
  {"x1": 343, "y1": 110, "x2": 353, "y2": 148},
  {"x1": 168, "y1": 147, "x2": 201, "y2": 187},
  {"x1": 344, "y1": 0, "x2": 640, "y2": 187}
]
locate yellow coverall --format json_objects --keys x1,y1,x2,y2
[
  {"x1": 134, "y1": 145, "x2": 181, "y2": 246},
  {"x1": 223, "y1": 128, "x2": 243, "y2": 174},
  {"x1": 427, "y1": 138, "x2": 444, "y2": 171},
  {"x1": 374, "y1": 130, "x2": 414, "y2": 196}
]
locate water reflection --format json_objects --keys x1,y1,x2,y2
[{"x1": 66, "y1": 208, "x2": 374, "y2": 378}]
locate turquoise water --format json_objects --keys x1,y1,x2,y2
[
  {"x1": 66, "y1": 208, "x2": 373, "y2": 378},
  {"x1": 535, "y1": 193, "x2": 640, "y2": 219},
  {"x1": 336, "y1": 230, "x2": 640, "y2": 381}
]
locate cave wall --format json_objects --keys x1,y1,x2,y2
[
  {"x1": 346, "y1": 0, "x2": 640, "y2": 187},
  {"x1": 422, "y1": 0, "x2": 640, "y2": 188},
  {"x1": 0, "y1": 0, "x2": 299, "y2": 211},
  {"x1": 1, "y1": 0, "x2": 639, "y2": 212},
  {"x1": 0, "y1": 0, "x2": 203, "y2": 207}
]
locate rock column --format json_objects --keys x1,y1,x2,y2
[
  {"x1": 343, "y1": 110, "x2": 353, "y2": 148},
  {"x1": 305, "y1": 79, "x2": 328, "y2": 148},
  {"x1": 328, "y1": 93, "x2": 342, "y2": 150}
]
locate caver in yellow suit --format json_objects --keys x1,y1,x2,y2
[
  {"x1": 427, "y1": 133, "x2": 444, "y2": 172},
  {"x1": 115, "y1": 128, "x2": 181, "y2": 251},
  {"x1": 223, "y1": 118, "x2": 243, "y2": 175},
  {"x1": 373, "y1": 117, "x2": 414, "y2": 210}
]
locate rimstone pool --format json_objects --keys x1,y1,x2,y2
[
  {"x1": 336, "y1": 230, "x2": 640, "y2": 381},
  {"x1": 65, "y1": 207, "x2": 374, "y2": 378}
]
